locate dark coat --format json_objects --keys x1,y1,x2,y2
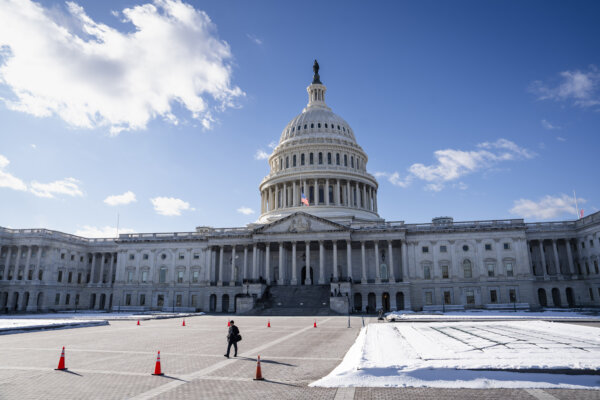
[{"x1": 228, "y1": 325, "x2": 240, "y2": 343}]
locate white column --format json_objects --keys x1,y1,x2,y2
[
  {"x1": 13, "y1": 246, "x2": 21, "y2": 280},
  {"x1": 361, "y1": 241, "x2": 367, "y2": 283},
  {"x1": 275, "y1": 185, "x2": 279, "y2": 209},
  {"x1": 108, "y1": 254, "x2": 115, "y2": 284},
  {"x1": 99, "y1": 253, "x2": 106, "y2": 284},
  {"x1": 374, "y1": 241, "x2": 381, "y2": 283},
  {"x1": 305, "y1": 241, "x2": 311, "y2": 285},
  {"x1": 278, "y1": 242, "x2": 284, "y2": 285},
  {"x1": 325, "y1": 179, "x2": 330, "y2": 205},
  {"x1": 336, "y1": 180, "x2": 340, "y2": 205},
  {"x1": 204, "y1": 248, "x2": 211, "y2": 283},
  {"x1": 566, "y1": 239, "x2": 575, "y2": 275},
  {"x1": 218, "y1": 246, "x2": 224, "y2": 286},
  {"x1": 332, "y1": 241, "x2": 338, "y2": 281},
  {"x1": 402, "y1": 240, "x2": 409, "y2": 282},
  {"x1": 303, "y1": 180, "x2": 308, "y2": 204},
  {"x1": 552, "y1": 239, "x2": 560, "y2": 275},
  {"x1": 243, "y1": 246, "x2": 248, "y2": 282},
  {"x1": 283, "y1": 183, "x2": 287, "y2": 208},
  {"x1": 539, "y1": 241, "x2": 548, "y2": 278},
  {"x1": 230, "y1": 245, "x2": 236, "y2": 285},
  {"x1": 346, "y1": 181, "x2": 351, "y2": 207},
  {"x1": 362, "y1": 183, "x2": 367, "y2": 209},
  {"x1": 293, "y1": 181, "x2": 297, "y2": 207},
  {"x1": 388, "y1": 240, "x2": 395, "y2": 282},
  {"x1": 291, "y1": 242, "x2": 298, "y2": 285},
  {"x1": 374, "y1": 191, "x2": 378, "y2": 212},
  {"x1": 265, "y1": 244, "x2": 271, "y2": 284},
  {"x1": 318, "y1": 241, "x2": 325, "y2": 284},
  {"x1": 346, "y1": 241, "x2": 353, "y2": 280},
  {"x1": 252, "y1": 244, "x2": 258, "y2": 280},
  {"x1": 25, "y1": 246, "x2": 32, "y2": 276},
  {"x1": 35, "y1": 246, "x2": 42, "y2": 279}
]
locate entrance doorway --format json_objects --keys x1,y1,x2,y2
[
  {"x1": 301, "y1": 267, "x2": 314, "y2": 285},
  {"x1": 382, "y1": 292, "x2": 390, "y2": 312},
  {"x1": 566, "y1": 287, "x2": 575, "y2": 307},
  {"x1": 209, "y1": 294, "x2": 217, "y2": 312},
  {"x1": 396, "y1": 292, "x2": 404, "y2": 310},
  {"x1": 551, "y1": 288, "x2": 561, "y2": 307},
  {"x1": 99, "y1": 294, "x2": 106, "y2": 309},
  {"x1": 367, "y1": 292, "x2": 376, "y2": 313},
  {"x1": 538, "y1": 288, "x2": 547, "y2": 307},
  {"x1": 222, "y1": 294, "x2": 229, "y2": 313},
  {"x1": 353, "y1": 293, "x2": 362, "y2": 312}
]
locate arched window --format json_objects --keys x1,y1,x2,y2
[
  {"x1": 304, "y1": 124, "x2": 307, "y2": 129},
  {"x1": 159, "y1": 267, "x2": 167, "y2": 283},
  {"x1": 285, "y1": 156, "x2": 289, "y2": 169},
  {"x1": 336, "y1": 153, "x2": 340, "y2": 165},
  {"x1": 325, "y1": 123, "x2": 328, "y2": 128},
  {"x1": 351, "y1": 156, "x2": 354, "y2": 168},
  {"x1": 344, "y1": 154, "x2": 348, "y2": 166},
  {"x1": 301, "y1": 154, "x2": 305, "y2": 165},
  {"x1": 311, "y1": 123, "x2": 314, "y2": 128},
  {"x1": 279, "y1": 157, "x2": 282, "y2": 171},
  {"x1": 423, "y1": 265, "x2": 431, "y2": 279},
  {"x1": 318, "y1": 152, "x2": 323, "y2": 164},
  {"x1": 357, "y1": 158, "x2": 360, "y2": 170},
  {"x1": 463, "y1": 260, "x2": 472, "y2": 278},
  {"x1": 293, "y1": 154, "x2": 297, "y2": 167},
  {"x1": 327, "y1": 152, "x2": 332, "y2": 164},
  {"x1": 318, "y1": 123, "x2": 321, "y2": 128},
  {"x1": 309, "y1": 153, "x2": 314, "y2": 165}
]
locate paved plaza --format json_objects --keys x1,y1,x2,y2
[{"x1": 0, "y1": 316, "x2": 598, "y2": 399}]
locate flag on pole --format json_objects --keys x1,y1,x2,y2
[
  {"x1": 301, "y1": 193, "x2": 309, "y2": 206},
  {"x1": 580, "y1": 209, "x2": 584, "y2": 218}
]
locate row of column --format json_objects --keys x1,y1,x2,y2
[
  {"x1": 209, "y1": 240, "x2": 406, "y2": 286},
  {"x1": 89, "y1": 253, "x2": 116, "y2": 285},
  {"x1": 261, "y1": 179, "x2": 377, "y2": 213},
  {"x1": 529, "y1": 239, "x2": 576, "y2": 278},
  {"x1": 0, "y1": 245, "x2": 43, "y2": 281}
]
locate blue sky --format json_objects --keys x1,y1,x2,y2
[{"x1": 0, "y1": 0, "x2": 599, "y2": 237}]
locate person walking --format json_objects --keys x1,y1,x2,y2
[{"x1": 224, "y1": 320, "x2": 241, "y2": 358}]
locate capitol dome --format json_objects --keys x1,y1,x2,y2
[{"x1": 257, "y1": 61, "x2": 381, "y2": 224}]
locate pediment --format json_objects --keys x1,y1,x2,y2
[{"x1": 255, "y1": 212, "x2": 349, "y2": 234}]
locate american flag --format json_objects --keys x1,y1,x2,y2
[
  {"x1": 580, "y1": 209, "x2": 584, "y2": 218},
  {"x1": 301, "y1": 193, "x2": 309, "y2": 206}
]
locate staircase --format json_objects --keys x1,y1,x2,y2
[{"x1": 249, "y1": 285, "x2": 333, "y2": 316}]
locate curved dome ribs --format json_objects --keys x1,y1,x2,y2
[{"x1": 257, "y1": 62, "x2": 381, "y2": 224}]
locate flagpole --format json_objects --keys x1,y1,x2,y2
[
  {"x1": 116, "y1": 212, "x2": 120, "y2": 237},
  {"x1": 573, "y1": 190, "x2": 579, "y2": 219}
]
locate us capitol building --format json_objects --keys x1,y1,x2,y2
[{"x1": 1, "y1": 62, "x2": 599, "y2": 314}]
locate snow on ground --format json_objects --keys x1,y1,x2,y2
[
  {"x1": 0, "y1": 319, "x2": 108, "y2": 333},
  {"x1": 385, "y1": 309, "x2": 600, "y2": 321},
  {"x1": 311, "y1": 321, "x2": 600, "y2": 389},
  {"x1": 0, "y1": 312, "x2": 203, "y2": 321}
]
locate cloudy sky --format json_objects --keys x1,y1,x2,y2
[{"x1": 1, "y1": 0, "x2": 599, "y2": 237}]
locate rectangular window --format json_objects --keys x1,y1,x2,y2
[
  {"x1": 504, "y1": 243, "x2": 511, "y2": 250},
  {"x1": 425, "y1": 291, "x2": 433, "y2": 305},
  {"x1": 67, "y1": 271, "x2": 72, "y2": 283},
  {"x1": 75, "y1": 294, "x2": 79, "y2": 305},
  {"x1": 142, "y1": 270, "x2": 148, "y2": 283},
  {"x1": 27, "y1": 269, "x2": 33, "y2": 280},
  {"x1": 309, "y1": 153, "x2": 314, "y2": 164},
  {"x1": 77, "y1": 273, "x2": 82, "y2": 284},
  {"x1": 61, "y1": 253, "x2": 65, "y2": 259},
  {"x1": 70, "y1": 255, "x2": 74, "y2": 261},
  {"x1": 128, "y1": 271, "x2": 134, "y2": 283},
  {"x1": 143, "y1": 254, "x2": 149, "y2": 260},
  {"x1": 301, "y1": 154, "x2": 305, "y2": 165},
  {"x1": 157, "y1": 294, "x2": 164, "y2": 307},
  {"x1": 487, "y1": 263, "x2": 495, "y2": 277},
  {"x1": 57, "y1": 270, "x2": 63, "y2": 282},
  {"x1": 509, "y1": 289, "x2": 517, "y2": 303},
  {"x1": 193, "y1": 253, "x2": 200, "y2": 260},
  {"x1": 422, "y1": 246, "x2": 429, "y2": 253},
  {"x1": 464, "y1": 263, "x2": 472, "y2": 278},
  {"x1": 590, "y1": 288, "x2": 594, "y2": 300},
  {"x1": 441, "y1": 265, "x2": 449, "y2": 279},
  {"x1": 129, "y1": 254, "x2": 135, "y2": 260},
  {"x1": 55, "y1": 293, "x2": 60, "y2": 305},
  {"x1": 423, "y1": 266, "x2": 431, "y2": 280},
  {"x1": 159, "y1": 268, "x2": 167, "y2": 283},
  {"x1": 595, "y1": 260, "x2": 599, "y2": 274},
  {"x1": 179, "y1": 253, "x2": 185, "y2": 260},
  {"x1": 485, "y1": 243, "x2": 492, "y2": 251},
  {"x1": 177, "y1": 270, "x2": 184, "y2": 283},
  {"x1": 17, "y1": 268, "x2": 23, "y2": 280},
  {"x1": 586, "y1": 262, "x2": 590, "y2": 275},
  {"x1": 176, "y1": 294, "x2": 182, "y2": 307},
  {"x1": 336, "y1": 153, "x2": 340, "y2": 165},
  {"x1": 293, "y1": 154, "x2": 296, "y2": 167},
  {"x1": 344, "y1": 154, "x2": 348, "y2": 166},
  {"x1": 590, "y1": 240, "x2": 594, "y2": 247},
  {"x1": 65, "y1": 294, "x2": 70, "y2": 305},
  {"x1": 80, "y1": 256, "x2": 84, "y2": 262},
  {"x1": 38, "y1": 270, "x2": 43, "y2": 280},
  {"x1": 581, "y1": 242, "x2": 585, "y2": 249},
  {"x1": 466, "y1": 290, "x2": 475, "y2": 305},
  {"x1": 192, "y1": 270, "x2": 199, "y2": 283},
  {"x1": 505, "y1": 262, "x2": 513, "y2": 277},
  {"x1": 440, "y1": 245, "x2": 447, "y2": 253},
  {"x1": 327, "y1": 152, "x2": 332, "y2": 164},
  {"x1": 191, "y1": 294, "x2": 198, "y2": 307},
  {"x1": 125, "y1": 294, "x2": 131, "y2": 306},
  {"x1": 490, "y1": 290, "x2": 498, "y2": 303},
  {"x1": 140, "y1": 294, "x2": 146, "y2": 306},
  {"x1": 444, "y1": 291, "x2": 451, "y2": 305}
]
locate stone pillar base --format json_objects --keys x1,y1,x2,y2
[
  {"x1": 290, "y1": 278, "x2": 298, "y2": 285},
  {"x1": 217, "y1": 280, "x2": 223, "y2": 286}
]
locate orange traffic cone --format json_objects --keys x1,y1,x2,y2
[
  {"x1": 152, "y1": 351, "x2": 164, "y2": 376},
  {"x1": 267, "y1": 320, "x2": 271, "y2": 328},
  {"x1": 227, "y1": 320, "x2": 231, "y2": 327},
  {"x1": 314, "y1": 320, "x2": 317, "y2": 328},
  {"x1": 137, "y1": 320, "x2": 140, "y2": 326},
  {"x1": 55, "y1": 346, "x2": 66, "y2": 371},
  {"x1": 182, "y1": 319, "x2": 186, "y2": 327},
  {"x1": 253, "y1": 355, "x2": 265, "y2": 380}
]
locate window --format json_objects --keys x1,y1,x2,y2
[
  {"x1": 581, "y1": 242, "x2": 585, "y2": 249},
  {"x1": 75, "y1": 294, "x2": 79, "y2": 305},
  {"x1": 193, "y1": 253, "x2": 200, "y2": 260},
  {"x1": 293, "y1": 155, "x2": 297, "y2": 167},
  {"x1": 586, "y1": 262, "x2": 590, "y2": 275},
  {"x1": 285, "y1": 156, "x2": 289, "y2": 168},
  {"x1": 70, "y1": 255, "x2": 74, "y2": 261},
  {"x1": 423, "y1": 265, "x2": 431, "y2": 280},
  {"x1": 440, "y1": 245, "x2": 447, "y2": 253},
  {"x1": 129, "y1": 254, "x2": 134, "y2": 260},
  {"x1": 318, "y1": 123, "x2": 321, "y2": 128},
  {"x1": 487, "y1": 263, "x2": 495, "y2": 277},
  {"x1": 161, "y1": 254, "x2": 166, "y2": 260},
  {"x1": 595, "y1": 260, "x2": 599, "y2": 274},
  {"x1": 590, "y1": 239, "x2": 594, "y2": 247},
  {"x1": 80, "y1": 256, "x2": 83, "y2": 262},
  {"x1": 441, "y1": 265, "x2": 449, "y2": 279},
  {"x1": 192, "y1": 270, "x2": 199, "y2": 283},
  {"x1": 58, "y1": 270, "x2": 63, "y2": 282},
  {"x1": 327, "y1": 152, "x2": 332, "y2": 164},
  {"x1": 125, "y1": 294, "x2": 132, "y2": 306},
  {"x1": 590, "y1": 288, "x2": 594, "y2": 300},
  {"x1": 140, "y1": 294, "x2": 146, "y2": 306},
  {"x1": 310, "y1": 123, "x2": 314, "y2": 128},
  {"x1": 466, "y1": 289, "x2": 475, "y2": 305},
  {"x1": 192, "y1": 295, "x2": 198, "y2": 307},
  {"x1": 65, "y1": 294, "x2": 70, "y2": 305},
  {"x1": 17, "y1": 268, "x2": 23, "y2": 280},
  {"x1": 61, "y1": 253, "x2": 65, "y2": 260},
  {"x1": 304, "y1": 124, "x2": 307, "y2": 129},
  {"x1": 301, "y1": 154, "x2": 305, "y2": 165},
  {"x1": 68, "y1": 271, "x2": 73, "y2": 283},
  {"x1": 351, "y1": 156, "x2": 354, "y2": 168},
  {"x1": 318, "y1": 152, "x2": 323, "y2": 164},
  {"x1": 309, "y1": 153, "x2": 314, "y2": 164},
  {"x1": 490, "y1": 290, "x2": 498, "y2": 303},
  {"x1": 157, "y1": 294, "x2": 164, "y2": 307},
  {"x1": 337, "y1": 125, "x2": 340, "y2": 130},
  {"x1": 509, "y1": 289, "x2": 517, "y2": 303},
  {"x1": 485, "y1": 243, "x2": 492, "y2": 251},
  {"x1": 463, "y1": 260, "x2": 472, "y2": 278},
  {"x1": 159, "y1": 268, "x2": 167, "y2": 283},
  {"x1": 444, "y1": 291, "x2": 452, "y2": 305},
  {"x1": 55, "y1": 293, "x2": 60, "y2": 305},
  {"x1": 128, "y1": 270, "x2": 134, "y2": 283},
  {"x1": 336, "y1": 153, "x2": 340, "y2": 165},
  {"x1": 425, "y1": 291, "x2": 433, "y2": 305},
  {"x1": 462, "y1": 245, "x2": 469, "y2": 251},
  {"x1": 143, "y1": 254, "x2": 149, "y2": 260},
  {"x1": 141, "y1": 270, "x2": 148, "y2": 283},
  {"x1": 504, "y1": 243, "x2": 511, "y2": 250},
  {"x1": 505, "y1": 262, "x2": 514, "y2": 277},
  {"x1": 38, "y1": 270, "x2": 43, "y2": 280},
  {"x1": 422, "y1": 246, "x2": 429, "y2": 253},
  {"x1": 28, "y1": 269, "x2": 33, "y2": 280},
  {"x1": 177, "y1": 270, "x2": 184, "y2": 283},
  {"x1": 179, "y1": 253, "x2": 185, "y2": 260},
  {"x1": 344, "y1": 154, "x2": 348, "y2": 166},
  {"x1": 77, "y1": 273, "x2": 82, "y2": 284},
  {"x1": 176, "y1": 294, "x2": 182, "y2": 307}
]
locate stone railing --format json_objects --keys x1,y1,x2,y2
[
  {"x1": 525, "y1": 221, "x2": 577, "y2": 232},
  {"x1": 0, "y1": 227, "x2": 115, "y2": 244},
  {"x1": 405, "y1": 219, "x2": 525, "y2": 232},
  {"x1": 259, "y1": 165, "x2": 377, "y2": 185}
]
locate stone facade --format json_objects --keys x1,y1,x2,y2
[{"x1": 1, "y1": 65, "x2": 599, "y2": 314}]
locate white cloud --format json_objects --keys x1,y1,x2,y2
[
  {"x1": 75, "y1": 225, "x2": 135, "y2": 238},
  {"x1": 541, "y1": 119, "x2": 560, "y2": 130},
  {"x1": 29, "y1": 177, "x2": 83, "y2": 198},
  {"x1": 267, "y1": 141, "x2": 277, "y2": 149},
  {"x1": 151, "y1": 196, "x2": 194, "y2": 216},
  {"x1": 254, "y1": 149, "x2": 269, "y2": 160},
  {"x1": 376, "y1": 139, "x2": 534, "y2": 191},
  {"x1": 0, "y1": 0, "x2": 243, "y2": 134},
  {"x1": 104, "y1": 190, "x2": 137, "y2": 206},
  {"x1": 530, "y1": 66, "x2": 600, "y2": 108},
  {"x1": 30, "y1": 144, "x2": 37, "y2": 149},
  {"x1": 0, "y1": 154, "x2": 27, "y2": 191},
  {"x1": 556, "y1": 136, "x2": 567, "y2": 142},
  {"x1": 237, "y1": 206, "x2": 254, "y2": 215},
  {"x1": 510, "y1": 194, "x2": 584, "y2": 220},
  {"x1": 246, "y1": 33, "x2": 263, "y2": 45}
]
